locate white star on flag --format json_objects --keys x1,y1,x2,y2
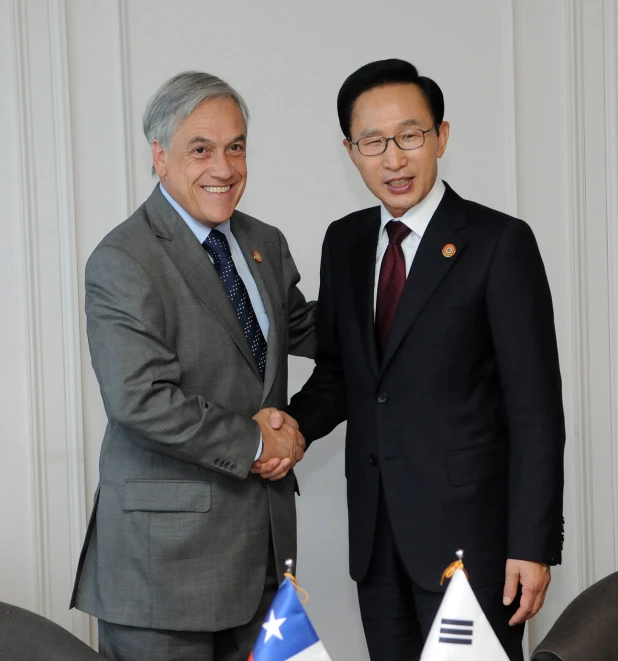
[{"x1": 262, "y1": 609, "x2": 286, "y2": 643}]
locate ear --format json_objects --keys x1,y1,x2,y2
[
  {"x1": 343, "y1": 138, "x2": 357, "y2": 166},
  {"x1": 152, "y1": 140, "x2": 167, "y2": 178},
  {"x1": 436, "y1": 121, "x2": 450, "y2": 158}
]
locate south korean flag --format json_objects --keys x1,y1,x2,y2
[{"x1": 420, "y1": 568, "x2": 510, "y2": 660}]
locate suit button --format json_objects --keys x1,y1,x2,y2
[
  {"x1": 223, "y1": 460, "x2": 231, "y2": 468},
  {"x1": 213, "y1": 457, "x2": 221, "y2": 465},
  {"x1": 230, "y1": 463, "x2": 236, "y2": 471},
  {"x1": 377, "y1": 393, "x2": 388, "y2": 404},
  {"x1": 369, "y1": 454, "x2": 379, "y2": 466}
]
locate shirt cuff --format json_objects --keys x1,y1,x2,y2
[{"x1": 255, "y1": 435, "x2": 263, "y2": 461}]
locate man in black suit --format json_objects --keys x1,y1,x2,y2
[{"x1": 258, "y1": 59, "x2": 565, "y2": 661}]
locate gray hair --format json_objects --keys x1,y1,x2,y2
[{"x1": 143, "y1": 71, "x2": 250, "y2": 174}]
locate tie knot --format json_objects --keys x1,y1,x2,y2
[
  {"x1": 386, "y1": 220, "x2": 412, "y2": 246},
  {"x1": 203, "y1": 228, "x2": 232, "y2": 260}
]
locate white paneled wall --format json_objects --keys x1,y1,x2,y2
[
  {"x1": 512, "y1": 0, "x2": 577, "y2": 645},
  {"x1": 0, "y1": 0, "x2": 36, "y2": 616},
  {"x1": 1, "y1": 0, "x2": 616, "y2": 656},
  {"x1": 1, "y1": 0, "x2": 89, "y2": 641}
]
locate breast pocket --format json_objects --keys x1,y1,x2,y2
[
  {"x1": 424, "y1": 289, "x2": 474, "y2": 312},
  {"x1": 123, "y1": 479, "x2": 211, "y2": 512}
]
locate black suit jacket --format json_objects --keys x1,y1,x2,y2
[{"x1": 288, "y1": 183, "x2": 565, "y2": 590}]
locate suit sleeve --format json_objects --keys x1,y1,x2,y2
[
  {"x1": 85, "y1": 245, "x2": 260, "y2": 480},
  {"x1": 486, "y1": 219, "x2": 565, "y2": 564},
  {"x1": 276, "y1": 229, "x2": 317, "y2": 359},
  {"x1": 287, "y1": 225, "x2": 347, "y2": 443}
]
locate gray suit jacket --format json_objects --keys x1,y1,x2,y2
[{"x1": 70, "y1": 186, "x2": 316, "y2": 632}]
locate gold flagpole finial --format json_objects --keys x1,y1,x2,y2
[
  {"x1": 440, "y1": 549, "x2": 469, "y2": 585},
  {"x1": 283, "y1": 558, "x2": 310, "y2": 604}
]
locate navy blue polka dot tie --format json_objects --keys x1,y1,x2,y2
[{"x1": 203, "y1": 229, "x2": 267, "y2": 379}]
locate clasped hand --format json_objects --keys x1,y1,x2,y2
[{"x1": 251, "y1": 408, "x2": 304, "y2": 480}]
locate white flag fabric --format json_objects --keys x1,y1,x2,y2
[{"x1": 420, "y1": 568, "x2": 510, "y2": 661}]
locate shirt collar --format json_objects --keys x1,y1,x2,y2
[
  {"x1": 159, "y1": 183, "x2": 231, "y2": 244},
  {"x1": 379, "y1": 177, "x2": 446, "y2": 239}
]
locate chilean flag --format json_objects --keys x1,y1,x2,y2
[{"x1": 248, "y1": 577, "x2": 332, "y2": 661}]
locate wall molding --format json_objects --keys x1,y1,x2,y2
[
  {"x1": 118, "y1": 0, "x2": 137, "y2": 215},
  {"x1": 603, "y1": 0, "x2": 618, "y2": 568},
  {"x1": 48, "y1": 0, "x2": 90, "y2": 642},
  {"x1": 565, "y1": 0, "x2": 595, "y2": 592},
  {"x1": 503, "y1": 0, "x2": 519, "y2": 218},
  {"x1": 11, "y1": 0, "x2": 51, "y2": 620},
  {"x1": 10, "y1": 0, "x2": 90, "y2": 642}
]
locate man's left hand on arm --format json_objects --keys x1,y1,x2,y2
[{"x1": 503, "y1": 558, "x2": 551, "y2": 625}]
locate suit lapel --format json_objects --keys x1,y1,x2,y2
[
  {"x1": 380, "y1": 185, "x2": 468, "y2": 373},
  {"x1": 145, "y1": 187, "x2": 262, "y2": 382},
  {"x1": 230, "y1": 212, "x2": 281, "y2": 403},
  {"x1": 348, "y1": 209, "x2": 381, "y2": 379}
]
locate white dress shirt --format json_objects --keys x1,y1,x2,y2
[
  {"x1": 159, "y1": 183, "x2": 267, "y2": 459},
  {"x1": 374, "y1": 177, "x2": 446, "y2": 315},
  {"x1": 159, "y1": 184, "x2": 270, "y2": 339}
]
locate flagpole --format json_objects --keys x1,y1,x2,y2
[{"x1": 440, "y1": 549, "x2": 468, "y2": 585}]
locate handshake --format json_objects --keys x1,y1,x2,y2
[{"x1": 251, "y1": 408, "x2": 305, "y2": 480}]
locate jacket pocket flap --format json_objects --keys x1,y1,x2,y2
[
  {"x1": 446, "y1": 442, "x2": 508, "y2": 486},
  {"x1": 123, "y1": 480, "x2": 211, "y2": 512}
]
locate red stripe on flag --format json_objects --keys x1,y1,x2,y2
[{"x1": 247, "y1": 653, "x2": 254, "y2": 661}]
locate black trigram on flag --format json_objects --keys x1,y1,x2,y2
[{"x1": 439, "y1": 618, "x2": 474, "y2": 645}]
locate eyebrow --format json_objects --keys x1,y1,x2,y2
[
  {"x1": 187, "y1": 133, "x2": 247, "y2": 147},
  {"x1": 357, "y1": 120, "x2": 422, "y2": 138}
]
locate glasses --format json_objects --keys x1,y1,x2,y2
[{"x1": 349, "y1": 124, "x2": 437, "y2": 156}]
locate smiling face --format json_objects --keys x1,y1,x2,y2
[
  {"x1": 345, "y1": 83, "x2": 449, "y2": 217},
  {"x1": 152, "y1": 97, "x2": 247, "y2": 227}
]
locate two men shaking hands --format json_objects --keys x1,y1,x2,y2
[
  {"x1": 72, "y1": 59, "x2": 565, "y2": 661},
  {"x1": 252, "y1": 408, "x2": 304, "y2": 480}
]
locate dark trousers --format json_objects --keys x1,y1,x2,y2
[
  {"x1": 357, "y1": 493, "x2": 525, "y2": 661},
  {"x1": 98, "y1": 543, "x2": 278, "y2": 661}
]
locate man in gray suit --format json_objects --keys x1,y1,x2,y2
[{"x1": 70, "y1": 71, "x2": 316, "y2": 661}]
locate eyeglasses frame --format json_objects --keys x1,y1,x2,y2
[{"x1": 348, "y1": 123, "x2": 438, "y2": 156}]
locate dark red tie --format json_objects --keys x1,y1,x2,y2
[{"x1": 376, "y1": 220, "x2": 412, "y2": 355}]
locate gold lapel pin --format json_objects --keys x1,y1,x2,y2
[
  {"x1": 442, "y1": 243, "x2": 456, "y2": 258},
  {"x1": 253, "y1": 250, "x2": 263, "y2": 263}
]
